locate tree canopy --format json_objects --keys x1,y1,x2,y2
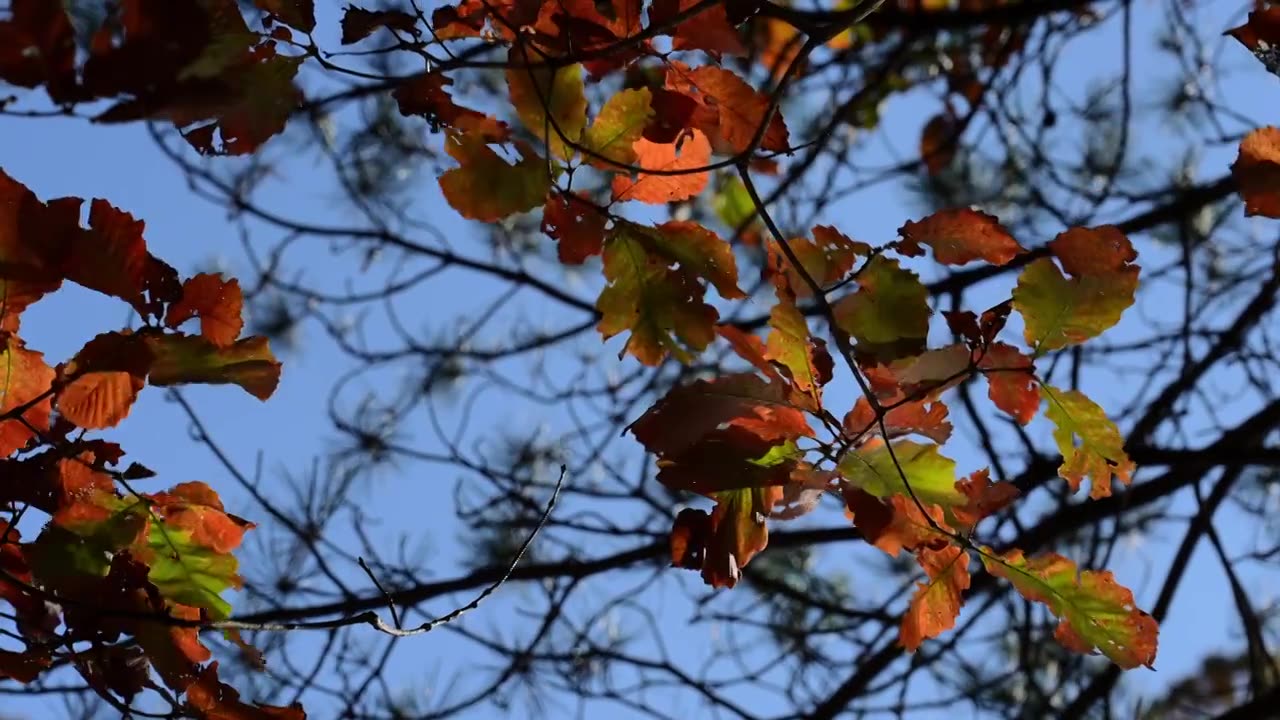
[{"x1": 1, "y1": 0, "x2": 1278, "y2": 718}]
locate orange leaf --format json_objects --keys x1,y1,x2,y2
[
  {"x1": 393, "y1": 73, "x2": 508, "y2": 142},
  {"x1": 951, "y1": 469, "x2": 1018, "y2": 530},
  {"x1": 0, "y1": 335, "x2": 54, "y2": 456},
  {"x1": 841, "y1": 488, "x2": 949, "y2": 558},
  {"x1": 56, "y1": 331, "x2": 153, "y2": 429},
  {"x1": 843, "y1": 396, "x2": 951, "y2": 445},
  {"x1": 650, "y1": 0, "x2": 746, "y2": 57},
  {"x1": 0, "y1": 169, "x2": 76, "y2": 332},
  {"x1": 341, "y1": 5, "x2": 418, "y2": 43},
  {"x1": 149, "y1": 481, "x2": 255, "y2": 555},
  {"x1": 187, "y1": 662, "x2": 307, "y2": 719},
  {"x1": 541, "y1": 192, "x2": 606, "y2": 264},
  {"x1": 977, "y1": 342, "x2": 1038, "y2": 424},
  {"x1": 166, "y1": 273, "x2": 244, "y2": 347},
  {"x1": 897, "y1": 208, "x2": 1023, "y2": 266},
  {"x1": 920, "y1": 113, "x2": 957, "y2": 175},
  {"x1": 765, "y1": 226, "x2": 868, "y2": 297},
  {"x1": 611, "y1": 130, "x2": 711, "y2": 203},
  {"x1": 1231, "y1": 127, "x2": 1280, "y2": 218},
  {"x1": 667, "y1": 65, "x2": 790, "y2": 154},
  {"x1": 900, "y1": 545, "x2": 970, "y2": 651}
]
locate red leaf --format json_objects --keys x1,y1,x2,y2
[
  {"x1": 148, "y1": 481, "x2": 255, "y2": 555},
  {"x1": 55, "y1": 331, "x2": 153, "y2": 430},
  {"x1": 900, "y1": 545, "x2": 970, "y2": 651},
  {"x1": 541, "y1": 193, "x2": 606, "y2": 264},
  {"x1": 0, "y1": 0, "x2": 79, "y2": 102},
  {"x1": 0, "y1": 648, "x2": 50, "y2": 683},
  {"x1": 341, "y1": 6, "x2": 419, "y2": 43},
  {"x1": 1231, "y1": 127, "x2": 1280, "y2": 218},
  {"x1": 253, "y1": 0, "x2": 315, "y2": 32},
  {"x1": 843, "y1": 396, "x2": 952, "y2": 446},
  {"x1": 187, "y1": 662, "x2": 307, "y2": 719},
  {"x1": 1227, "y1": 6, "x2": 1280, "y2": 55},
  {"x1": 394, "y1": 73, "x2": 509, "y2": 142},
  {"x1": 977, "y1": 342, "x2": 1038, "y2": 424},
  {"x1": 1048, "y1": 225, "x2": 1136, "y2": 276},
  {"x1": 611, "y1": 130, "x2": 712, "y2": 203},
  {"x1": 920, "y1": 113, "x2": 957, "y2": 176},
  {"x1": 166, "y1": 273, "x2": 245, "y2": 347},
  {"x1": 841, "y1": 488, "x2": 949, "y2": 558},
  {"x1": 951, "y1": 469, "x2": 1018, "y2": 530},
  {"x1": 666, "y1": 65, "x2": 790, "y2": 154},
  {"x1": 650, "y1": 0, "x2": 747, "y2": 57},
  {"x1": 0, "y1": 335, "x2": 54, "y2": 456},
  {"x1": 897, "y1": 208, "x2": 1024, "y2": 266}
]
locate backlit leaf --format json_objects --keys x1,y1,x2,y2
[
  {"x1": 833, "y1": 256, "x2": 930, "y2": 360},
  {"x1": 595, "y1": 221, "x2": 742, "y2": 364},
  {"x1": 1231, "y1": 127, "x2": 1280, "y2": 218},
  {"x1": 166, "y1": 273, "x2": 244, "y2": 347},
  {"x1": 650, "y1": 0, "x2": 747, "y2": 57},
  {"x1": 843, "y1": 396, "x2": 952, "y2": 446},
  {"x1": 611, "y1": 130, "x2": 712, "y2": 204},
  {"x1": 582, "y1": 88, "x2": 653, "y2": 168},
  {"x1": 0, "y1": 169, "x2": 72, "y2": 332},
  {"x1": 439, "y1": 133, "x2": 551, "y2": 222},
  {"x1": 145, "y1": 333, "x2": 282, "y2": 401},
  {"x1": 1041, "y1": 385, "x2": 1135, "y2": 499},
  {"x1": 669, "y1": 486, "x2": 783, "y2": 588},
  {"x1": 541, "y1": 192, "x2": 606, "y2": 264},
  {"x1": 766, "y1": 226, "x2": 868, "y2": 297},
  {"x1": 187, "y1": 662, "x2": 306, "y2": 719},
  {"x1": 0, "y1": 335, "x2": 53, "y2": 456},
  {"x1": 766, "y1": 296, "x2": 829, "y2": 397},
  {"x1": 1012, "y1": 226, "x2": 1138, "y2": 353},
  {"x1": 982, "y1": 548, "x2": 1158, "y2": 668},
  {"x1": 341, "y1": 5, "x2": 418, "y2": 43},
  {"x1": 838, "y1": 439, "x2": 964, "y2": 509},
  {"x1": 900, "y1": 545, "x2": 970, "y2": 651},
  {"x1": 506, "y1": 46, "x2": 588, "y2": 159},
  {"x1": 977, "y1": 342, "x2": 1038, "y2": 424},
  {"x1": 897, "y1": 208, "x2": 1023, "y2": 266},
  {"x1": 394, "y1": 73, "x2": 508, "y2": 142},
  {"x1": 841, "y1": 487, "x2": 949, "y2": 557},
  {"x1": 55, "y1": 331, "x2": 152, "y2": 430},
  {"x1": 668, "y1": 65, "x2": 789, "y2": 154}
]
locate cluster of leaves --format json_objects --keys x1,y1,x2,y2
[
  {"x1": 7, "y1": 0, "x2": 1280, "y2": 712},
  {"x1": 0, "y1": 167, "x2": 291, "y2": 715}
]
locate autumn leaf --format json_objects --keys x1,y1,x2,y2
[
  {"x1": 439, "y1": 133, "x2": 551, "y2": 222},
  {"x1": 148, "y1": 482, "x2": 255, "y2": 555},
  {"x1": 841, "y1": 487, "x2": 949, "y2": 558},
  {"x1": 506, "y1": 46, "x2": 587, "y2": 159},
  {"x1": 839, "y1": 439, "x2": 964, "y2": 510},
  {"x1": 55, "y1": 331, "x2": 153, "y2": 430},
  {"x1": 1226, "y1": 6, "x2": 1280, "y2": 63},
  {"x1": 833, "y1": 256, "x2": 930, "y2": 360},
  {"x1": 766, "y1": 226, "x2": 868, "y2": 297},
  {"x1": 919, "y1": 113, "x2": 958, "y2": 176},
  {"x1": 165, "y1": 273, "x2": 244, "y2": 347},
  {"x1": 900, "y1": 545, "x2": 970, "y2": 651},
  {"x1": 982, "y1": 548, "x2": 1158, "y2": 668},
  {"x1": 1231, "y1": 127, "x2": 1280, "y2": 218},
  {"x1": 0, "y1": 334, "x2": 54, "y2": 456},
  {"x1": 670, "y1": 486, "x2": 783, "y2": 589},
  {"x1": 145, "y1": 333, "x2": 282, "y2": 401},
  {"x1": 843, "y1": 396, "x2": 952, "y2": 446},
  {"x1": 595, "y1": 221, "x2": 742, "y2": 364},
  {"x1": 0, "y1": 648, "x2": 50, "y2": 683},
  {"x1": 1012, "y1": 226, "x2": 1139, "y2": 353},
  {"x1": 394, "y1": 73, "x2": 509, "y2": 142},
  {"x1": 951, "y1": 469, "x2": 1018, "y2": 530},
  {"x1": 611, "y1": 130, "x2": 712, "y2": 204},
  {"x1": 187, "y1": 662, "x2": 306, "y2": 719},
  {"x1": 655, "y1": 431, "x2": 800, "y2": 496},
  {"x1": 341, "y1": 5, "x2": 418, "y2": 43},
  {"x1": 1041, "y1": 385, "x2": 1135, "y2": 499},
  {"x1": 252, "y1": 0, "x2": 315, "y2": 32},
  {"x1": 897, "y1": 208, "x2": 1023, "y2": 266},
  {"x1": 650, "y1": 0, "x2": 747, "y2": 57},
  {"x1": 977, "y1": 342, "x2": 1038, "y2": 424},
  {"x1": 766, "y1": 296, "x2": 831, "y2": 397},
  {"x1": 0, "y1": 169, "x2": 73, "y2": 332},
  {"x1": 582, "y1": 88, "x2": 654, "y2": 168},
  {"x1": 0, "y1": 0, "x2": 78, "y2": 102},
  {"x1": 667, "y1": 65, "x2": 790, "y2": 154},
  {"x1": 63, "y1": 198, "x2": 183, "y2": 320},
  {"x1": 541, "y1": 192, "x2": 606, "y2": 264},
  {"x1": 630, "y1": 373, "x2": 812, "y2": 458}
]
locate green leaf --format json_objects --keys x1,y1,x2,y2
[
  {"x1": 833, "y1": 256, "x2": 929, "y2": 360},
  {"x1": 838, "y1": 440, "x2": 964, "y2": 509},
  {"x1": 1041, "y1": 385, "x2": 1135, "y2": 499},
  {"x1": 142, "y1": 523, "x2": 240, "y2": 620},
  {"x1": 506, "y1": 48, "x2": 587, "y2": 160},
  {"x1": 581, "y1": 88, "x2": 653, "y2": 168},
  {"x1": 981, "y1": 548, "x2": 1158, "y2": 669},
  {"x1": 1012, "y1": 227, "x2": 1139, "y2": 353},
  {"x1": 439, "y1": 133, "x2": 552, "y2": 222},
  {"x1": 145, "y1": 333, "x2": 282, "y2": 400},
  {"x1": 595, "y1": 221, "x2": 743, "y2": 365}
]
